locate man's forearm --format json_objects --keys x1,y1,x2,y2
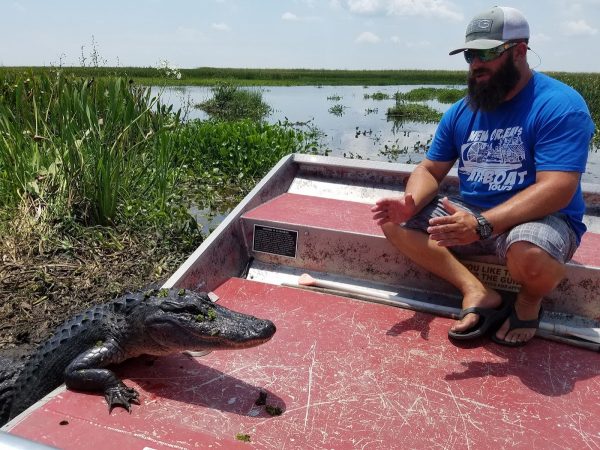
[{"x1": 405, "y1": 162, "x2": 453, "y2": 213}]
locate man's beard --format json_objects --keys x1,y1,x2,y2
[{"x1": 466, "y1": 55, "x2": 521, "y2": 112}]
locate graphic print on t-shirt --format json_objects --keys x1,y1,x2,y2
[{"x1": 459, "y1": 126, "x2": 528, "y2": 192}]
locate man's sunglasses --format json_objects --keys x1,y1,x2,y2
[{"x1": 464, "y1": 42, "x2": 519, "y2": 64}]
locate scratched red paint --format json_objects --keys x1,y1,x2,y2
[{"x1": 6, "y1": 279, "x2": 600, "y2": 449}]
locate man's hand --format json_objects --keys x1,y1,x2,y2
[
  {"x1": 427, "y1": 197, "x2": 480, "y2": 246},
  {"x1": 371, "y1": 194, "x2": 417, "y2": 226}
]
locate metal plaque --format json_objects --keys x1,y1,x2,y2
[{"x1": 253, "y1": 225, "x2": 298, "y2": 258}]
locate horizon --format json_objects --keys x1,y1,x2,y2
[{"x1": 2, "y1": 66, "x2": 598, "y2": 75}]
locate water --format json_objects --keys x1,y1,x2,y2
[{"x1": 156, "y1": 85, "x2": 600, "y2": 183}]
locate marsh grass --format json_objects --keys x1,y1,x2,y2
[
  {"x1": 387, "y1": 102, "x2": 442, "y2": 123},
  {"x1": 0, "y1": 73, "x2": 182, "y2": 226},
  {"x1": 395, "y1": 87, "x2": 466, "y2": 104},
  {"x1": 364, "y1": 91, "x2": 390, "y2": 100},
  {"x1": 0, "y1": 67, "x2": 469, "y2": 87},
  {"x1": 196, "y1": 82, "x2": 271, "y2": 121}
]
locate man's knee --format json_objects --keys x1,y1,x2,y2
[
  {"x1": 380, "y1": 222, "x2": 428, "y2": 253},
  {"x1": 381, "y1": 221, "x2": 401, "y2": 239},
  {"x1": 506, "y1": 241, "x2": 565, "y2": 283}
]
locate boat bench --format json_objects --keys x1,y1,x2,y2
[{"x1": 241, "y1": 192, "x2": 600, "y2": 318}]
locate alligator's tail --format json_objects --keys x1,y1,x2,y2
[{"x1": 0, "y1": 356, "x2": 25, "y2": 427}]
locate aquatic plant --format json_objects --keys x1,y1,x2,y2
[
  {"x1": 196, "y1": 82, "x2": 271, "y2": 121},
  {"x1": 395, "y1": 87, "x2": 466, "y2": 104},
  {"x1": 364, "y1": 91, "x2": 390, "y2": 100},
  {"x1": 386, "y1": 102, "x2": 442, "y2": 123},
  {"x1": 328, "y1": 104, "x2": 346, "y2": 116}
]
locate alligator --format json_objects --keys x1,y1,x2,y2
[{"x1": 0, "y1": 288, "x2": 276, "y2": 427}]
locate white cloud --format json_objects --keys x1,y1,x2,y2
[
  {"x1": 282, "y1": 12, "x2": 299, "y2": 21},
  {"x1": 344, "y1": 0, "x2": 462, "y2": 21},
  {"x1": 388, "y1": 0, "x2": 462, "y2": 21},
  {"x1": 281, "y1": 11, "x2": 321, "y2": 22},
  {"x1": 212, "y1": 22, "x2": 231, "y2": 32},
  {"x1": 355, "y1": 31, "x2": 381, "y2": 43},
  {"x1": 348, "y1": 0, "x2": 381, "y2": 14},
  {"x1": 561, "y1": 19, "x2": 598, "y2": 36},
  {"x1": 391, "y1": 36, "x2": 431, "y2": 47}
]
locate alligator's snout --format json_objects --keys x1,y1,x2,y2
[
  {"x1": 219, "y1": 315, "x2": 276, "y2": 349},
  {"x1": 252, "y1": 318, "x2": 277, "y2": 341}
]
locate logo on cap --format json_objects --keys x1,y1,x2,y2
[{"x1": 467, "y1": 19, "x2": 493, "y2": 35}]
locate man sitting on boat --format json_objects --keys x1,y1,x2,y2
[{"x1": 371, "y1": 6, "x2": 595, "y2": 346}]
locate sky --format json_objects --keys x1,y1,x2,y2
[{"x1": 2, "y1": 0, "x2": 600, "y2": 72}]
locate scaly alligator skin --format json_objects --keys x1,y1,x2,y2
[{"x1": 0, "y1": 288, "x2": 276, "y2": 426}]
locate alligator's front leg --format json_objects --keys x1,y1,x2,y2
[{"x1": 64, "y1": 339, "x2": 139, "y2": 412}]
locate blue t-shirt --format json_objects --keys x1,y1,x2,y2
[{"x1": 427, "y1": 72, "x2": 595, "y2": 244}]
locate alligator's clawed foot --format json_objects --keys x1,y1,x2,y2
[{"x1": 105, "y1": 384, "x2": 140, "y2": 413}]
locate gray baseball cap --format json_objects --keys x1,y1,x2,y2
[{"x1": 449, "y1": 6, "x2": 529, "y2": 55}]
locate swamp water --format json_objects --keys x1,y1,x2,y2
[
  {"x1": 158, "y1": 85, "x2": 450, "y2": 163},
  {"x1": 159, "y1": 85, "x2": 599, "y2": 180}
]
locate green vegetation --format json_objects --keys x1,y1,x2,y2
[
  {"x1": 364, "y1": 91, "x2": 391, "y2": 100},
  {"x1": 0, "y1": 70, "x2": 324, "y2": 350},
  {"x1": 395, "y1": 87, "x2": 466, "y2": 104},
  {"x1": 0, "y1": 72, "x2": 182, "y2": 227},
  {"x1": 235, "y1": 433, "x2": 251, "y2": 442},
  {"x1": 328, "y1": 104, "x2": 346, "y2": 116},
  {"x1": 387, "y1": 102, "x2": 442, "y2": 123},
  {"x1": 195, "y1": 308, "x2": 217, "y2": 322},
  {"x1": 174, "y1": 119, "x2": 322, "y2": 216},
  {"x1": 0, "y1": 66, "x2": 469, "y2": 86},
  {"x1": 196, "y1": 82, "x2": 271, "y2": 121},
  {"x1": 379, "y1": 135, "x2": 433, "y2": 164}
]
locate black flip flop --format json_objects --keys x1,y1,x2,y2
[
  {"x1": 491, "y1": 305, "x2": 543, "y2": 347},
  {"x1": 448, "y1": 299, "x2": 512, "y2": 341}
]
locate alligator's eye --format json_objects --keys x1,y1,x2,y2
[{"x1": 159, "y1": 301, "x2": 202, "y2": 314}]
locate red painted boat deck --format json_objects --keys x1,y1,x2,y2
[{"x1": 6, "y1": 278, "x2": 600, "y2": 449}]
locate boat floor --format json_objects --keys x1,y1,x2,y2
[{"x1": 5, "y1": 277, "x2": 600, "y2": 449}]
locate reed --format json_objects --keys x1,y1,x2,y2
[{"x1": 0, "y1": 72, "x2": 182, "y2": 226}]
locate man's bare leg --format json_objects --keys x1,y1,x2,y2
[
  {"x1": 495, "y1": 241, "x2": 566, "y2": 344},
  {"x1": 381, "y1": 222, "x2": 501, "y2": 332}
]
